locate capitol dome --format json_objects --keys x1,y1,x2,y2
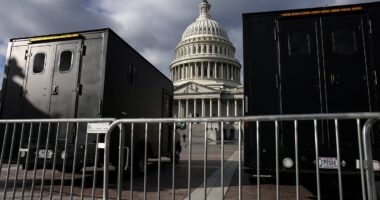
[{"x1": 170, "y1": 0, "x2": 241, "y2": 88}]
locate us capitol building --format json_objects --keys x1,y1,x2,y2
[{"x1": 170, "y1": 0, "x2": 244, "y2": 140}]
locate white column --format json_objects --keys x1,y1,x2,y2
[
  {"x1": 218, "y1": 99, "x2": 221, "y2": 117},
  {"x1": 221, "y1": 64, "x2": 224, "y2": 79},
  {"x1": 177, "y1": 100, "x2": 181, "y2": 118},
  {"x1": 185, "y1": 99, "x2": 189, "y2": 118},
  {"x1": 186, "y1": 65, "x2": 189, "y2": 79},
  {"x1": 207, "y1": 62, "x2": 211, "y2": 78},
  {"x1": 202, "y1": 99, "x2": 205, "y2": 117},
  {"x1": 201, "y1": 62, "x2": 204, "y2": 78},
  {"x1": 193, "y1": 99, "x2": 197, "y2": 118},
  {"x1": 226, "y1": 100, "x2": 230, "y2": 117},
  {"x1": 232, "y1": 66, "x2": 235, "y2": 80},
  {"x1": 209, "y1": 99, "x2": 213, "y2": 117},
  {"x1": 227, "y1": 65, "x2": 230, "y2": 80},
  {"x1": 214, "y1": 62, "x2": 217, "y2": 78},
  {"x1": 181, "y1": 65, "x2": 184, "y2": 80},
  {"x1": 194, "y1": 63, "x2": 197, "y2": 78},
  {"x1": 234, "y1": 99, "x2": 238, "y2": 117}
]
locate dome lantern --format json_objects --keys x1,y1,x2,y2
[{"x1": 199, "y1": 0, "x2": 211, "y2": 19}]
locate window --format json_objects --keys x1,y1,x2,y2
[
  {"x1": 33, "y1": 53, "x2": 45, "y2": 73},
  {"x1": 59, "y1": 51, "x2": 73, "y2": 72},
  {"x1": 209, "y1": 45, "x2": 212, "y2": 53},
  {"x1": 287, "y1": 32, "x2": 311, "y2": 56},
  {"x1": 197, "y1": 65, "x2": 202, "y2": 77},
  {"x1": 332, "y1": 29, "x2": 357, "y2": 55}
]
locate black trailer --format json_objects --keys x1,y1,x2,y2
[
  {"x1": 0, "y1": 28, "x2": 180, "y2": 173},
  {"x1": 243, "y1": 3, "x2": 380, "y2": 180}
]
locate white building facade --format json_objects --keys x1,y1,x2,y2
[{"x1": 170, "y1": 0, "x2": 243, "y2": 140}]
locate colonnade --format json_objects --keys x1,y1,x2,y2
[
  {"x1": 171, "y1": 61, "x2": 240, "y2": 82},
  {"x1": 175, "y1": 98, "x2": 243, "y2": 118}
]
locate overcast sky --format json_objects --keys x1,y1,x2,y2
[{"x1": 0, "y1": 0, "x2": 377, "y2": 86}]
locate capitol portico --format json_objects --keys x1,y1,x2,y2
[{"x1": 170, "y1": 0, "x2": 243, "y2": 140}]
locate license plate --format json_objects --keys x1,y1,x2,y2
[
  {"x1": 319, "y1": 157, "x2": 338, "y2": 169},
  {"x1": 38, "y1": 149, "x2": 53, "y2": 159}
]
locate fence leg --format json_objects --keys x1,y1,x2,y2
[{"x1": 362, "y1": 119, "x2": 378, "y2": 200}]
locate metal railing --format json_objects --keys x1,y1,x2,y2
[
  {"x1": 103, "y1": 113, "x2": 380, "y2": 200},
  {"x1": 0, "y1": 118, "x2": 114, "y2": 200},
  {"x1": 0, "y1": 113, "x2": 378, "y2": 199}
]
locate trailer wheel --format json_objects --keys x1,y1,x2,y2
[
  {"x1": 170, "y1": 142, "x2": 181, "y2": 164},
  {"x1": 133, "y1": 150, "x2": 145, "y2": 176},
  {"x1": 170, "y1": 150, "x2": 180, "y2": 164}
]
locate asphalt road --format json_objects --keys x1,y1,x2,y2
[{"x1": 0, "y1": 139, "x2": 379, "y2": 199}]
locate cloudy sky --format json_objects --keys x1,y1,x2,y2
[{"x1": 0, "y1": 0, "x2": 377, "y2": 86}]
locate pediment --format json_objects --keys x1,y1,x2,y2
[{"x1": 175, "y1": 82, "x2": 217, "y2": 94}]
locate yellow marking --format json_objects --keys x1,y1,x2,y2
[
  {"x1": 341, "y1": 8, "x2": 352, "y2": 12},
  {"x1": 29, "y1": 33, "x2": 80, "y2": 42},
  {"x1": 321, "y1": 9, "x2": 331, "y2": 14},
  {"x1": 291, "y1": 12, "x2": 301, "y2": 16},
  {"x1": 351, "y1": 6, "x2": 363, "y2": 11},
  {"x1": 280, "y1": 6, "x2": 364, "y2": 17}
]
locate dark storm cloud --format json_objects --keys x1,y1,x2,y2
[
  {"x1": 0, "y1": 0, "x2": 114, "y2": 85},
  {"x1": 0, "y1": 0, "x2": 379, "y2": 86}
]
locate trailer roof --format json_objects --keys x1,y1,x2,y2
[{"x1": 242, "y1": 1, "x2": 379, "y2": 18}]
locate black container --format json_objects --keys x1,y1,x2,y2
[
  {"x1": 243, "y1": 2, "x2": 380, "y2": 180},
  {"x1": 0, "y1": 29, "x2": 179, "y2": 171}
]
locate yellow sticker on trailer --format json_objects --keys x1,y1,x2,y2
[
  {"x1": 281, "y1": 6, "x2": 363, "y2": 17},
  {"x1": 29, "y1": 33, "x2": 80, "y2": 43}
]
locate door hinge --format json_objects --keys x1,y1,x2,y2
[
  {"x1": 274, "y1": 27, "x2": 279, "y2": 41},
  {"x1": 79, "y1": 45, "x2": 86, "y2": 56},
  {"x1": 75, "y1": 84, "x2": 83, "y2": 95},
  {"x1": 369, "y1": 19, "x2": 373, "y2": 35},
  {"x1": 274, "y1": 22, "x2": 280, "y2": 41},
  {"x1": 25, "y1": 50, "x2": 32, "y2": 60},
  {"x1": 374, "y1": 70, "x2": 378, "y2": 85},
  {"x1": 275, "y1": 73, "x2": 280, "y2": 88}
]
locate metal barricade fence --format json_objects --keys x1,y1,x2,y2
[
  {"x1": 104, "y1": 113, "x2": 380, "y2": 200},
  {"x1": 0, "y1": 118, "x2": 115, "y2": 200}
]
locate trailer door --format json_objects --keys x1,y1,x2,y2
[
  {"x1": 48, "y1": 41, "x2": 82, "y2": 118},
  {"x1": 278, "y1": 18, "x2": 322, "y2": 150},
  {"x1": 278, "y1": 18, "x2": 322, "y2": 114},
  {"x1": 22, "y1": 44, "x2": 54, "y2": 118},
  {"x1": 322, "y1": 14, "x2": 370, "y2": 150},
  {"x1": 369, "y1": 9, "x2": 380, "y2": 111},
  {"x1": 322, "y1": 14, "x2": 370, "y2": 112}
]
